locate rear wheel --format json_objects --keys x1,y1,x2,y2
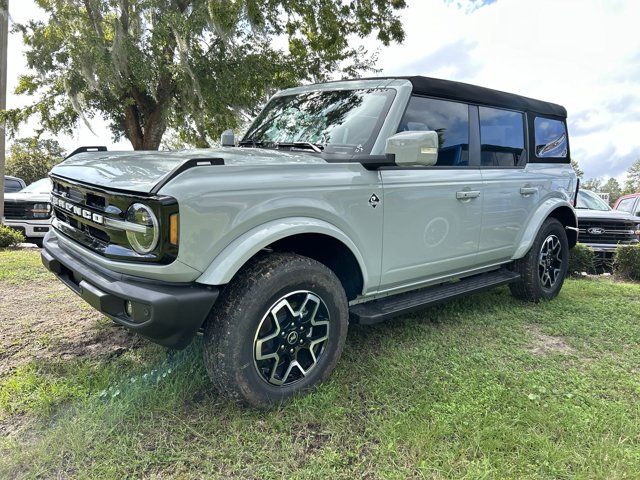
[
  {"x1": 203, "y1": 253, "x2": 348, "y2": 408},
  {"x1": 509, "y1": 218, "x2": 569, "y2": 302}
]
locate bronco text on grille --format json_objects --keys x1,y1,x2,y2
[{"x1": 50, "y1": 177, "x2": 179, "y2": 264}]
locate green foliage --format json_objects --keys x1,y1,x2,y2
[
  {"x1": 613, "y1": 245, "x2": 640, "y2": 281},
  {"x1": 5, "y1": 0, "x2": 407, "y2": 150},
  {"x1": 0, "y1": 225, "x2": 25, "y2": 248},
  {"x1": 624, "y1": 158, "x2": 640, "y2": 194},
  {"x1": 5, "y1": 137, "x2": 65, "y2": 185},
  {"x1": 601, "y1": 177, "x2": 622, "y2": 205},
  {"x1": 581, "y1": 177, "x2": 602, "y2": 192},
  {"x1": 570, "y1": 159, "x2": 583, "y2": 178},
  {"x1": 569, "y1": 243, "x2": 595, "y2": 275}
]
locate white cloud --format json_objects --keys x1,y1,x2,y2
[{"x1": 374, "y1": 0, "x2": 640, "y2": 182}]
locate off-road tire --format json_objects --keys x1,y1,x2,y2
[
  {"x1": 203, "y1": 253, "x2": 349, "y2": 408},
  {"x1": 509, "y1": 217, "x2": 569, "y2": 302}
]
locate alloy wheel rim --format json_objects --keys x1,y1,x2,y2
[
  {"x1": 253, "y1": 290, "x2": 330, "y2": 387},
  {"x1": 538, "y1": 234, "x2": 563, "y2": 290}
]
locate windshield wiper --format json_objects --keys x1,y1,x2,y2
[
  {"x1": 238, "y1": 139, "x2": 265, "y2": 148},
  {"x1": 277, "y1": 141, "x2": 325, "y2": 153}
]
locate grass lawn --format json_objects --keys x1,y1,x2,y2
[{"x1": 1, "y1": 248, "x2": 639, "y2": 479}]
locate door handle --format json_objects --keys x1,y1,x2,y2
[
  {"x1": 520, "y1": 187, "x2": 538, "y2": 196},
  {"x1": 456, "y1": 190, "x2": 481, "y2": 200}
]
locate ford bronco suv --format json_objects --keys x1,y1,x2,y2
[{"x1": 41, "y1": 77, "x2": 578, "y2": 407}]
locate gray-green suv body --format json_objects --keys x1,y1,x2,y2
[{"x1": 42, "y1": 76, "x2": 578, "y2": 407}]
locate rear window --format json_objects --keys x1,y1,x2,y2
[
  {"x1": 534, "y1": 117, "x2": 567, "y2": 158},
  {"x1": 479, "y1": 107, "x2": 525, "y2": 167}
]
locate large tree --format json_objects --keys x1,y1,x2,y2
[
  {"x1": 624, "y1": 159, "x2": 640, "y2": 194},
  {"x1": 601, "y1": 177, "x2": 622, "y2": 205},
  {"x1": 4, "y1": 0, "x2": 406, "y2": 150}
]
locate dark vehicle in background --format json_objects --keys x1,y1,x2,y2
[
  {"x1": 4, "y1": 175, "x2": 26, "y2": 193},
  {"x1": 2, "y1": 178, "x2": 53, "y2": 247},
  {"x1": 576, "y1": 189, "x2": 640, "y2": 265},
  {"x1": 613, "y1": 193, "x2": 640, "y2": 217}
]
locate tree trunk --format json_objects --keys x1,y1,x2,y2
[
  {"x1": 141, "y1": 108, "x2": 167, "y2": 150},
  {"x1": 123, "y1": 103, "x2": 144, "y2": 150}
]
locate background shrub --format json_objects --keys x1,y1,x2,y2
[
  {"x1": 0, "y1": 225, "x2": 25, "y2": 248},
  {"x1": 614, "y1": 245, "x2": 640, "y2": 281},
  {"x1": 569, "y1": 243, "x2": 595, "y2": 275}
]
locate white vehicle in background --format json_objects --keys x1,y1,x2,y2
[{"x1": 2, "y1": 178, "x2": 53, "y2": 247}]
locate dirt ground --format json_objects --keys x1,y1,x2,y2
[{"x1": 0, "y1": 280, "x2": 143, "y2": 377}]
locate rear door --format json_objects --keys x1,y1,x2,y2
[
  {"x1": 476, "y1": 105, "x2": 539, "y2": 264},
  {"x1": 379, "y1": 96, "x2": 484, "y2": 292}
]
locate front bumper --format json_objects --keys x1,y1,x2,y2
[
  {"x1": 41, "y1": 231, "x2": 220, "y2": 349},
  {"x1": 4, "y1": 219, "x2": 51, "y2": 238}
]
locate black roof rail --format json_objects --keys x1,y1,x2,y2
[
  {"x1": 64, "y1": 146, "x2": 107, "y2": 160},
  {"x1": 150, "y1": 157, "x2": 225, "y2": 194}
]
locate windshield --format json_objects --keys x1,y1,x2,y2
[
  {"x1": 242, "y1": 88, "x2": 396, "y2": 155},
  {"x1": 21, "y1": 178, "x2": 52, "y2": 194},
  {"x1": 576, "y1": 190, "x2": 611, "y2": 211}
]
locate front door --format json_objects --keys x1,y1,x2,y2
[{"x1": 379, "y1": 96, "x2": 483, "y2": 292}]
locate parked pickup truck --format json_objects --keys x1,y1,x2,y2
[
  {"x1": 575, "y1": 189, "x2": 640, "y2": 264},
  {"x1": 42, "y1": 76, "x2": 578, "y2": 407},
  {"x1": 3, "y1": 178, "x2": 53, "y2": 247}
]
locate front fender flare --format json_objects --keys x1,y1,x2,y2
[
  {"x1": 512, "y1": 198, "x2": 577, "y2": 260},
  {"x1": 195, "y1": 217, "x2": 369, "y2": 289}
]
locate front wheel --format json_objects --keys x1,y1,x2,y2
[
  {"x1": 509, "y1": 218, "x2": 569, "y2": 302},
  {"x1": 203, "y1": 253, "x2": 349, "y2": 408}
]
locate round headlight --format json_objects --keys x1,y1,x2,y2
[{"x1": 125, "y1": 203, "x2": 159, "y2": 254}]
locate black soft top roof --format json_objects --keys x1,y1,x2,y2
[{"x1": 399, "y1": 76, "x2": 566, "y2": 118}]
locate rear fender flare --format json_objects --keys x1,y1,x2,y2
[{"x1": 512, "y1": 199, "x2": 577, "y2": 259}]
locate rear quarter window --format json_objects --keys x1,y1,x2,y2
[{"x1": 534, "y1": 117, "x2": 568, "y2": 158}]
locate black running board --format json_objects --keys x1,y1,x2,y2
[{"x1": 349, "y1": 268, "x2": 520, "y2": 325}]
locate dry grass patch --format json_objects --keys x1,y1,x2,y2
[{"x1": 525, "y1": 324, "x2": 576, "y2": 356}]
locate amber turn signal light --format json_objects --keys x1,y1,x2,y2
[{"x1": 169, "y1": 213, "x2": 179, "y2": 246}]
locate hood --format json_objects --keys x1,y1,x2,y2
[
  {"x1": 50, "y1": 147, "x2": 325, "y2": 194},
  {"x1": 576, "y1": 208, "x2": 640, "y2": 223},
  {"x1": 4, "y1": 191, "x2": 51, "y2": 203}
]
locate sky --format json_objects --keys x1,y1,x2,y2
[{"x1": 6, "y1": 0, "x2": 640, "y2": 182}]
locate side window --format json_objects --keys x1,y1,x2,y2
[
  {"x1": 616, "y1": 198, "x2": 635, "y2": 213},
  {"x1": 398, "y1": 96, "x2": 469, "y2": 167},
  {"x1": 534, "y1": 117, "x2": 567, "y2": 158},
  {"x1": 479, "y1": 107, "x2": 525, "y2": 167}
]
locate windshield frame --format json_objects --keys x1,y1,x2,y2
[
  {"x1": 576, "y1": 189, "x2": 611, "y2": 211},
  {"x1": 241, "y1": 88, "x2": 397, "y2": 157}
]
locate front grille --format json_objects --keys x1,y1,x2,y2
[
  {"x1": 4, "y1": 201, "x2": 28, "y2": 219},
  {"x1": 50, "y1": 176, "x2": 178, "y2": 264},
  {"x1": 3, "y1": 201, "x2": 50, "y2": 220},
  {"x1": 578, "y1": 218, "x2": 638, "y2": 245}
]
